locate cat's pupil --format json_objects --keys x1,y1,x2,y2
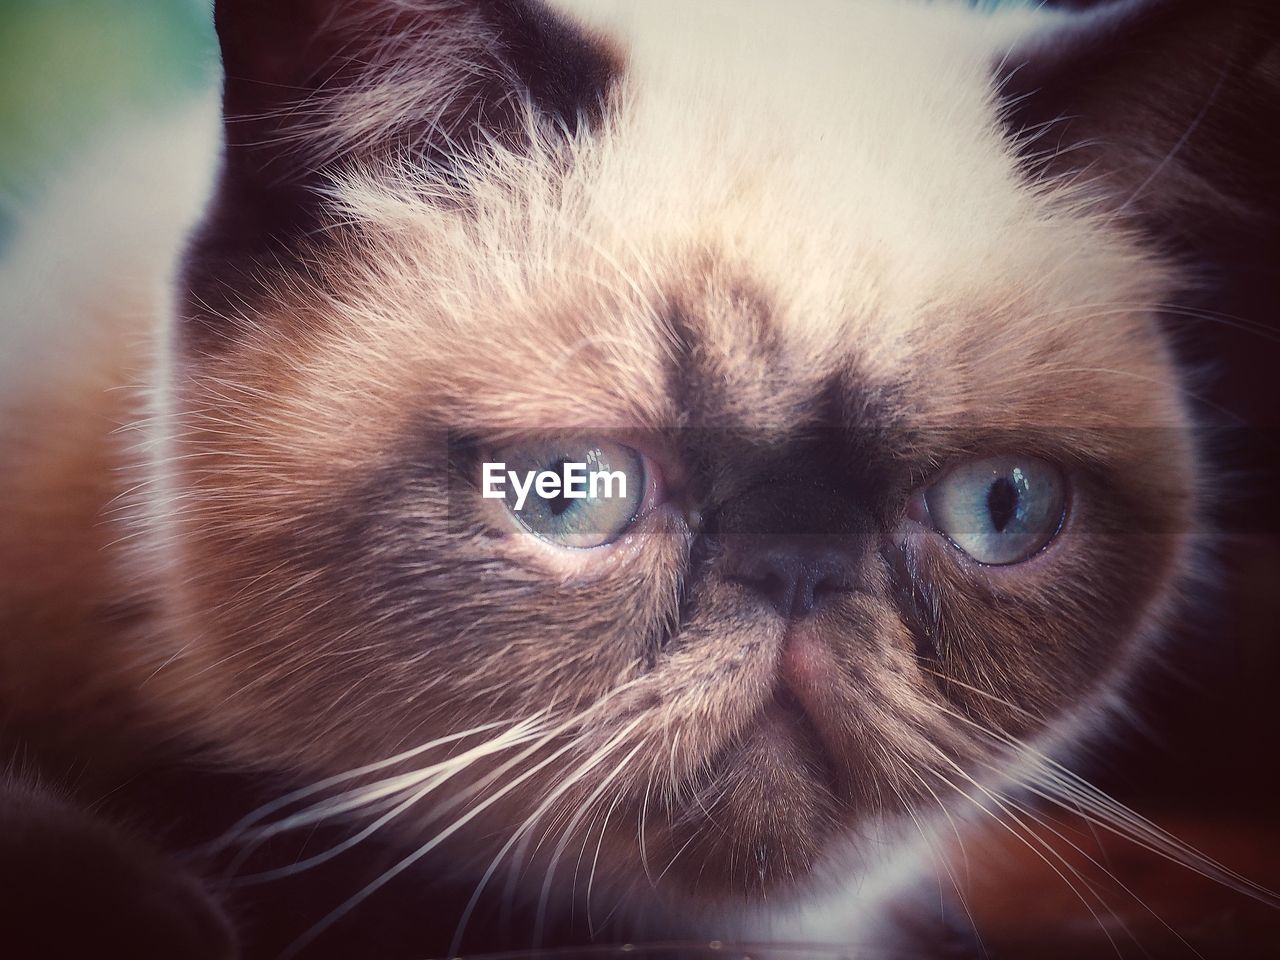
[
  {"x1": 986, "y1": 476, "x2": 1019, "y2": 532},
  {"x1": 545, "y1": 459, "x2": 573, "y2": 516}
]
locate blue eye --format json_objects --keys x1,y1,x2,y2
[
  {"x1": 495, "y1": 440, "x2": 647, "y2": 549},
  {"x1": 925, "y1": 456, "x2": 1066, "y2": 565}
]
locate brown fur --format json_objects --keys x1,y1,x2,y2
[{"x1": 1, "y1": 0, "x2": 1275, "y2": 955}]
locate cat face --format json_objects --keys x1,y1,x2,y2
[{"x1": 160, "y1": 0, "x2": 1273, "y2": 910}]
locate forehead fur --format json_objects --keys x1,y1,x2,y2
[{"x1": 208, "y1": 0, "x2": 1184, "y2": 476}]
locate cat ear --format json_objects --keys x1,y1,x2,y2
[
  {"x1": 214, "y1": 0, "x2": 617, "y2": 196},
  {"x1": 183, "y1": 0, "x2": 618, "y2": 343},
  {"x1": 999, "y1": 0, "x2": 1279, "y2": 249}
]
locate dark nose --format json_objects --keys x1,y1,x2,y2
[
  {"x1": 712, "y1": 472, "x2": 870, "y2": 620},
  {"x1": 730, "y1": 544, "x2": 855, "y2": 620}
]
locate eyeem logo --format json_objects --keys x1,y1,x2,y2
[{"x1": 482, "y1": 462, "x2": 628, "y2": 511}]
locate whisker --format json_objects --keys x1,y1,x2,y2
[
  {"x1": 917, "y1": 744, "x2": 1127, "y2": 960},
  {"x1": 637, "y1": 778, "x2": 656, "y2": 888},
  {"x1": 448, "y1": 717, "x2": 647, "y2": 957},
  {"x1": 934, "y1": 701, "x2": 1280, "y2": 908},
  {"x1": 888, "y1": 745, "x2": 980, "y2": 940},
  {"x1": 217, "y1": 717, "x2": 549, "y2": 879},
  {"x1": 994, "y1": 780, "x2": 1204, "y2": 960},
  {"x1": 211, "y1": 717, "x2": 534, "y2": 848},
  {"x1": 585, "y1": 777, "x2": 629, "y2": 938},
  {"x1": 533, "y1": 737, "x2": 648, "y2": 946},
  {"x1": 918, "y1": 666, "x2": 1043, "y2": 725},
  {"x1": 278, "y1": 718, "x2": 604, "y2": 960},
  {"x1": 883, "y1": 746, "x2": 980, "y2": 950}
]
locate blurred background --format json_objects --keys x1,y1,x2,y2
[
  {"x1": 1, "y1": 0, "x2": 1277, "y2": 957},
  {"x1": 0, "y1": 0, "x2": 214, "y2": 249}
]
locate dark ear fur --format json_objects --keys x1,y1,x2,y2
[
  {"x1": 1000, "y1": 0, "x2": 1280, "y2": 416},
  {"x1": 1001, "y1": 0, "x2": 1279, "y2": 228},
  {"x1": 214, "y1": 0, "x2": 618, "y2": 196},
  {"x1": 181, "y1": 0, "x2": 618, "y2": 346}
]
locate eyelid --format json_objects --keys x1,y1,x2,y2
[{"x1": 632, "y1": 448, "x2": 667, "y2": 519}]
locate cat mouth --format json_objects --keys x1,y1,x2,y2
[
  {"x1": 760, "y1": 679, "x2": 841, "y2": 799},
  {"x1": 767, "y1": 684, "x2": 826, "y2": 750},
  {"x1": 757, "y1": 630, "x2": 851, "y2": 799}
]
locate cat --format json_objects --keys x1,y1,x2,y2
[{"x1": 1, "y1": 0, "x2": 1277, "y2": 957}]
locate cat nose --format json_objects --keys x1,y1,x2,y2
[{"x1": 729, "y1": 544, "x2": 855, "y2": 620}]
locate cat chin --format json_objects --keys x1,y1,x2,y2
[
  {"x1": 603, "y1": 811, "x2": 912, "y2": 939},
  {"x1": 628, "y1": 721, "x2": 867, "y2": 903}
]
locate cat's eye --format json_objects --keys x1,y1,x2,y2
[
  {"x1": 923, "y1": 456, "x2": 1066, "y2": 565},
  {"x1": 491, "y1": 440, "x2": 650, "y2": 549}
]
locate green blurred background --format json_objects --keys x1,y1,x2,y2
[{"x1": 0, "y1": 0, "x2": 215, "y2": 245}]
